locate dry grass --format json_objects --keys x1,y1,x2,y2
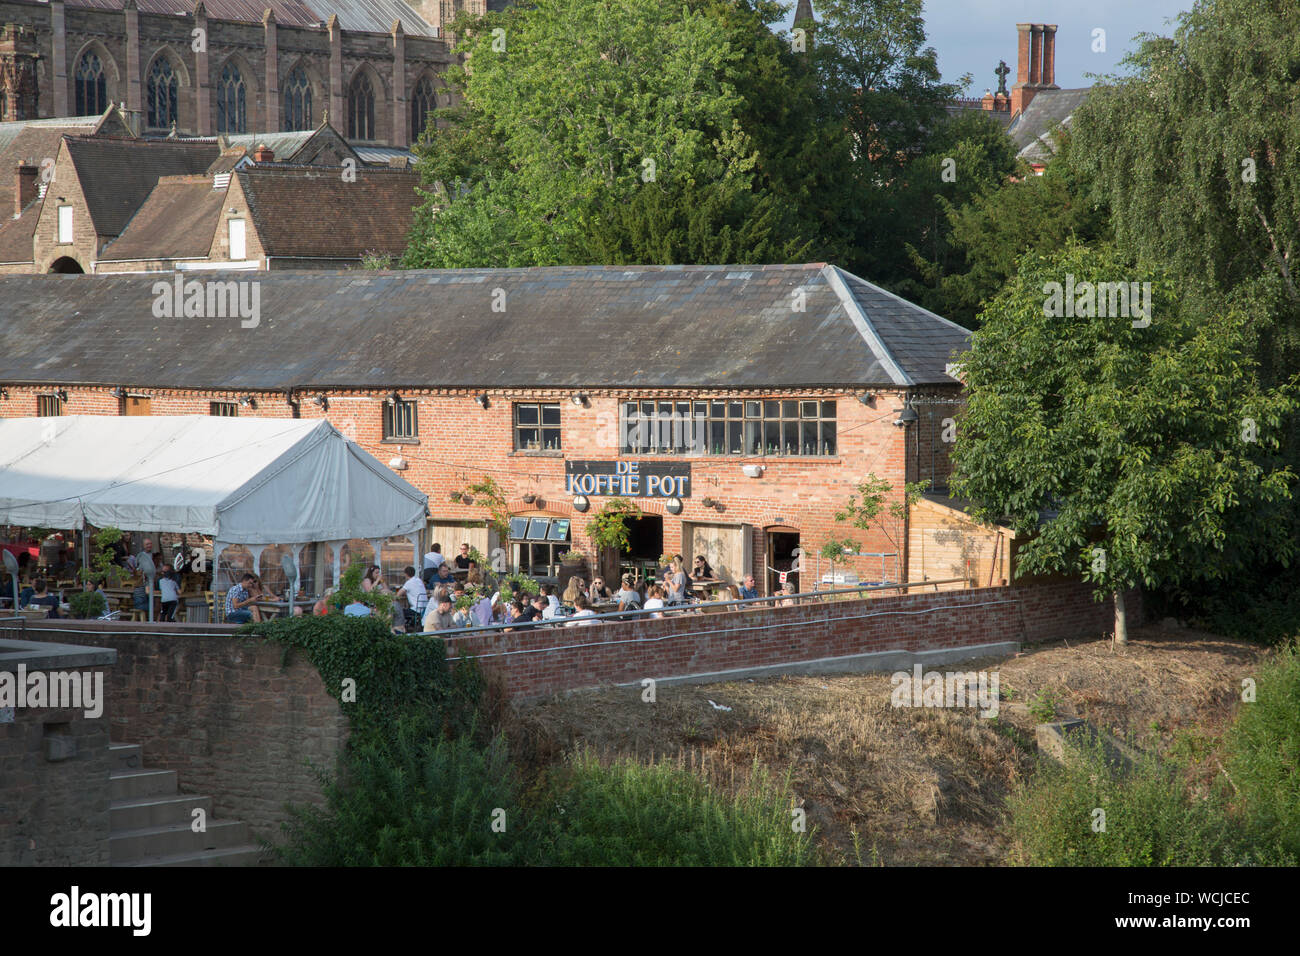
[{"x1": 502, "y1": 625, "x2": 1271, "y2": 865}]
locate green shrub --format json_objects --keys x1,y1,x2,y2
[
  {"x1": 1007, "y1": 736, "x2": 1239, "y2": 866},
  {"x1": 1223, "y1": 642, "x2": 1300, "y2": 859},
  {"x1": 68, "y1": 590, "x2": 107, "y2": 619},
  {"x1": 533, "y1": 753, "x2": 819, "y2": 866},
  {"x1": 277, "y1": 716, "x2": 527, "y2": 866}
]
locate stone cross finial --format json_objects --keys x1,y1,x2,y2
[{"x1": 995, "y1": 60, "x2": 1010, "y2": 96}]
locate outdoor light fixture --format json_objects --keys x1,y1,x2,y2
[
  {"x1": 56, "y1": 389, "x2": 69, "y2": 402},
  {"x1": 857, "y1": 393, "x2": 876, "y2": 406},
  {"x1": 665, "y1": 497, "x2": 683, "y2": 515},
  {"x1": 388, "y1": 446, "x2": 409, "y2": 471},
  {"x1": 572, "y1": 495, "x2": 590, "y2": 513},
  {"x1": 741, "y1": 464, "x2": 764, "y2": 478},
  {"x1": 571, "y1": 392, "x2": 588, "y2": 407},
  {"x1": 311, "y1": 393, "x2": 329, "y2": 410},
  {"x1": 473, "y1": 393, "x2": 489, "y2": 408},
  {"x1": 0, "y1": 388, "x2": 8, "y2": 399},
  {"x1": 701, "y1": 497, "x2": 716, "y2": 508},
  {"x1": 110, "y1": 387, "x2": 126, "y2": 399},
  {"x1": 893, "y1": 407, "x2": 919, "y2": 427},
  {"x1": 238, "y1": 395, "x2": 257, "y2": 409},
  {"x1": 385, "y1": 391, "x2": 401, "y2": 406}
]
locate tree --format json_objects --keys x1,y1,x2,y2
[
  {"x1": 950, "y1": 242, "x2": 1299, "y2": 645},
  {"x1": 403, "y1": 0, "x2": 841, "y2": 268}
]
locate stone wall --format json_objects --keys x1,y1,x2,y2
[
  {"x1": 6, "y1": 619, "x2": 348, "y2": 845},
  {"x1": 0, "y1": 637, "x2": 116, "y2": 866}
]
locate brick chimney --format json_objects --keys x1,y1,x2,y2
[
  {"x1": 1011, "y1": 23, "x2": 1059, "y2": 116},
  {"x1": 252, "y1": 143, "x2": 275, "y2": 163},
  {"x1": 15, "y1": 162, "x2": 38, "y2": 217}
]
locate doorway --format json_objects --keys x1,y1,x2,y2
[
  {"x1": 766, "y1": 528, "x2": 800, "y2": 595},
  {"x1": 48, "y1": 256, "x2": 84, "y2": 274},
  {"x1": 620, "y1": 514, "x2": 663, "y2": 585}
]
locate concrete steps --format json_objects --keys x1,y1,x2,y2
[{"x1": 108, "y1": 743, "x2": 263, "y2": 867}]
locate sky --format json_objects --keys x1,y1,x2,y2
[{"x1": 783, "y1": 0, "x2": 1196, "y2": 93}]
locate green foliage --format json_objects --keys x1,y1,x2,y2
[
  {"x1": 277, "y1": 717, "x2": 528, "y2": 866},
  {"x1": 456, "y1": 477, "x2": 510, "y2": 543},
  {"x1": 1007, "y1": 736, "x2": 1241, "y2": 866},
  {"x1": 244, "y1": 613, "x2": 480, "y2": 735},
  {"x1": 1028, "y1": 688, "x2": 1059, "y2": 723},
  {"x1": 334, "y1": 561, "x2": 395, "y2": 619},
  {"x1": 587, "y1": 497, "x2": 642, "y2": 553},
  {"x1": 68, "y1": 590, "x2": 107, "y2": 619},
  {"x1": 534, "y1": 753, "x2": 819, "y2": 866},
  {"x1": 1223, "y1": 642, "x2": 1300, "y2": 858},
  {"x1": 951, "y1": 241, "x2": 1300, "y2": 598},
  {"x1": 504, "y1": 572, "x2": 541, "y2": 597},
  {"x1": 79, "y1": 526, "x2": 126, "y2": 587},
  {"x1": 829, "y1": 475, "x2": 926, "y2": 553}
]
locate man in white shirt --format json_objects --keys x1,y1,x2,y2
[
  {"x1": 398, "y1": 566, "x2": 427, "y2": 627},
  {"x1": 422, "y1": 543, "x2": 445, "y2": 571},
  {"x1": 566, "y1": 594, "x2": 597, "y2": 626},
  {"x1": 539, "y1": 584, "x2": 560, "y2": 619}
]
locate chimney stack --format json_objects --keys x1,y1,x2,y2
[
  {"x1": 252, "y1": 143, "x2": 275, "y2": 163},
  {"x1": 1012, "y1": 23, "x2": 1060, "y2": 116},
  {"x1": 15, "y1": 162, "x2": 38, "y2": 217}
]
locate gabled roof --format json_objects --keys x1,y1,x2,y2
[
  {"x1": 98, "y1": 175, "x2": 228, "y2": 262},
  {"x1": 62, "y1": 0, "x2": 439, "y2": 37},
  {"x1": 0, "y1": 197, "x2": 39, "y2": 266},
  {"x1": 0, "y1": 264, "x2": 971, "y2": 392},
  {"x1": 64, "y1": 137, "x2": 219, "y2": 237},
  {"x1": 235, "y1": 166, "x2": 419, "y2": 258},
  {"x1": 0, "y1": 120, "x2": 97, "y2": 214},
  {"x1": 1008, "y1": 88, "x2": 1091, "y2": 163},
  {"x1": 220, "y1": 124, "x2": 361, "y2": 167}
]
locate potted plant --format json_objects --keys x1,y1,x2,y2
[{"x1": 556, "y1": 549, "x2": 589, "y2": 593}]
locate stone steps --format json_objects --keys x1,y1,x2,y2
[{"x1": 108, "y1": 742, "x2": 263, "y2": 867}]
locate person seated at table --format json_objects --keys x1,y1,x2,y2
[
  {"x1": 465, "y1": 561, "x2": 484, "y2": 587},
  {"x1": 561, "y1": 576, "x2": 587, "y2": 606},
  {"x1": 566, "y1": 594, "x2": 598, "y2": 626},
  {"x1": 362, "y1": 565, "x2": 389, "y2": 594},
  {"x1": 472, "y1": 593, "x2": 495, "y2": 627},
  {"x1": 614, "y1": 575, "x2": 641, "y2": 611},
  {"x1": 343, "y1": 600, "x2": 372, "y2": 617},
  {"x1": 429, "y1": 562, "x2": 456, "y2": 596},
  {"x1": 423, "y1": 594, "x2": 456, "y2": 631},
  {"x1": 642, "y1": 585, "x2": 666, "y2": 619},
  {"x1": 18, "y1": 576, "x2": 36, "y2": 608},
  {"x1": 522, "y1": 593, "x2": 548, "y2": 623},
  {"x1": 692, "y1": 556, "x2": 714, "y2": 580},
  {"x1": 157, "y1": 566, "x2": 181, "y2": 622},
  {"x1": 452, "y1": 600, "x2": 476, "y2": 629},
  {"x1": 225, "y1": 573, "x2": 262, "y2": 624},
  {"x1": 489, "y1": 578, "x2": 515, "y2": 607},
  {"x1": 454, "y1": 543, "x2": 473, "y2": 570},
  {"x1": 397, "y1": 566, "x2": 427, "y2": 628},
  {"x1": 539, "y1": 584, "x2": 560, "y2": 619},
  {"x1": 589, "y1": 577, "x2": 612, "y2": 602},
  {"x1": 738, "y1": 574, "x2": 760, "y2": 600},
  {"x1": 27, "y1": 578, "x2": 60, "y2": 618},
  {"x1": 312, "y1": 587, "x2": 336, "y2": 617},
  {"x1": 422, "y1": 543, "x2": 445, "y2": 572},
  {"x1": 778, "y1": 582, "x2": 797, "y2": 607}
]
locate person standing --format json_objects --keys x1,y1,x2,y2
[
  {"x1": 666, "y1": 557, "x2": 688, "y2": 605},
  {"x1": 157, "y1": 566, "x2": 181, "y2": 622}
]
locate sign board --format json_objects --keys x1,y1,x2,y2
[
  {"x1": 778, "y1": 571, "x2": 788, "y2": 584},
  {"x1": 565, "y1": 460, "x2": 691, "y2": 498}
]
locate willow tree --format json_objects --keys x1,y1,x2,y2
[{"x1": 951, "y1": 243, "x2": 1298, "y2": 645}]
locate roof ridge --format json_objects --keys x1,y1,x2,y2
[{"x1": 820, "y1": 264, "x2": 912, "y2": 387}]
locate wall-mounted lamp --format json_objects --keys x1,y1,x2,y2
[
  {"x1": 701, "y1": 497, "x2": 717, "y2": 508},
  {"x1": 570, "y1": 392, "x2": 588, "y2": 407},
  {"x1": 388, "y1": 445, "x2": 409, "y2": 470},
  {"x1": 110, "y1": 387, "x2": 126, "y2": 399},
  {"x1": 665, "y1": 496, "x2": 683, "y2": 515},
  {"x1": 857, "y1": 393, "x2": 876, "y2": 407},
  {"x1": 893, "y1": 407, "x2": 919, "y2": 427},
  {"x1": 311, "y1": 393, "x2": 329, "y2": 411},
  {"x1": 572, "y1": 494, "x2": 590, "y2": 513},
  {"x1": 0, "y1": 388, "x2": 8, "y2": 400},
  {"x1": 473, "y1": 393, "x2": 489, "y2": 409},
  {"x1": 238, "y1": 395, "x2": 257, "y2": 409},
  {"x1": 56, "y1": 388, "x2": 69, "y2": 403},
  {"x1": 385, "y1": 391, "x2": 401, "y2": 406},
  {"x1": 741, "y1": 464, "x2": 764, "y2": 478}
]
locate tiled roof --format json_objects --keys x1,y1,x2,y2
[
  {"x1": 235, "y1": 166, "x2": 420, "y2": 258},
  {"x1": 0, "y1": 264, "x2": 970, "y2": 391},
  {"x1": 1008, "y1": 88, "x2": 1092, "y2": 162},
  {"x1": 62, "y1": 0, "x2": 439, "y2": 37},
  {"x1": 0, "y1": 199, "x2": 39, "y2": 266},
  {"x1": 0, "y1": 123, "x2": 93, "y2": 214},
  {"x1": 64, "y1": 137, "x2": 219, "y2": 237},
  {"x1": 98, "y1": 176, "x2": 228, "y2": 261}
]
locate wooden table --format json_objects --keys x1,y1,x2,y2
[
  {"x1": 689, "y1": 578, "x2": 729, "y2": 599},
  {"x1": 252, "y1": 598, "x2": 316, "y2": 619}
]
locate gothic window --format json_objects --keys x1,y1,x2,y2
[
  {"x1": 74, "y1": 51, "x2": 106, "y2": 117},
  {"x1": 410, "y1": 75, "x2": 436, "y2": 140},
  {"x1": 217, "y1": 62, "x2": 246, "y2": 134},
  {"x1": 146, "y1": 57, "x2": 178, "y2": 130},
  {"x1": 283, "y1": 67, "x2": 312, "y2": 131},
  {"x1": 347, "y1": 73, "x2": 375, "y2": 141}
]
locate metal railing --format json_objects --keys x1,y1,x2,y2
[{"x1": 417, "y1": 577, "x2": 970, "y2": 639}]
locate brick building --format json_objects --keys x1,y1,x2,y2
[
  {"x1": 0, "y1": 0, "x2": 482, "y2": 146},
  {"x1": 0, "y1": 263, "x2": 969, "y2": 595}
]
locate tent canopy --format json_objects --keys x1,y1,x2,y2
[{"x1": 0, "y1": 416, "x2": 427, "y2": 545}]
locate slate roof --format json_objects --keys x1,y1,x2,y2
[
  {"x1": 63, "y1": 0, "x2": 439, "y2": 37},
  {"x1": 0, "y1": 199, "x2": 40, "y2": 265},
  {"x1": 0, "y1": 119, "x2": 98, "y2": 214},
  {"x1": 0, "y1": 264, "x2": 970, "y2": 392},
  {"x1": 98, "y1": 176, "x2": 228, "y2": 262},
  {"x1": 1008, "y1": 88, "x2": 1091, "y2": 163},
  {"x1": 64, "y1": 138, "x2": 220, "y2": 237}
]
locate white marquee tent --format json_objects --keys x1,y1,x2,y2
[{"x1": 0, "y1": 416, "x2": 428, "y2": 610}]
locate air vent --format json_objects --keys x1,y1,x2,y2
[{"x1": 213, "y1": 172, "x2": 231, "y2": 189}]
